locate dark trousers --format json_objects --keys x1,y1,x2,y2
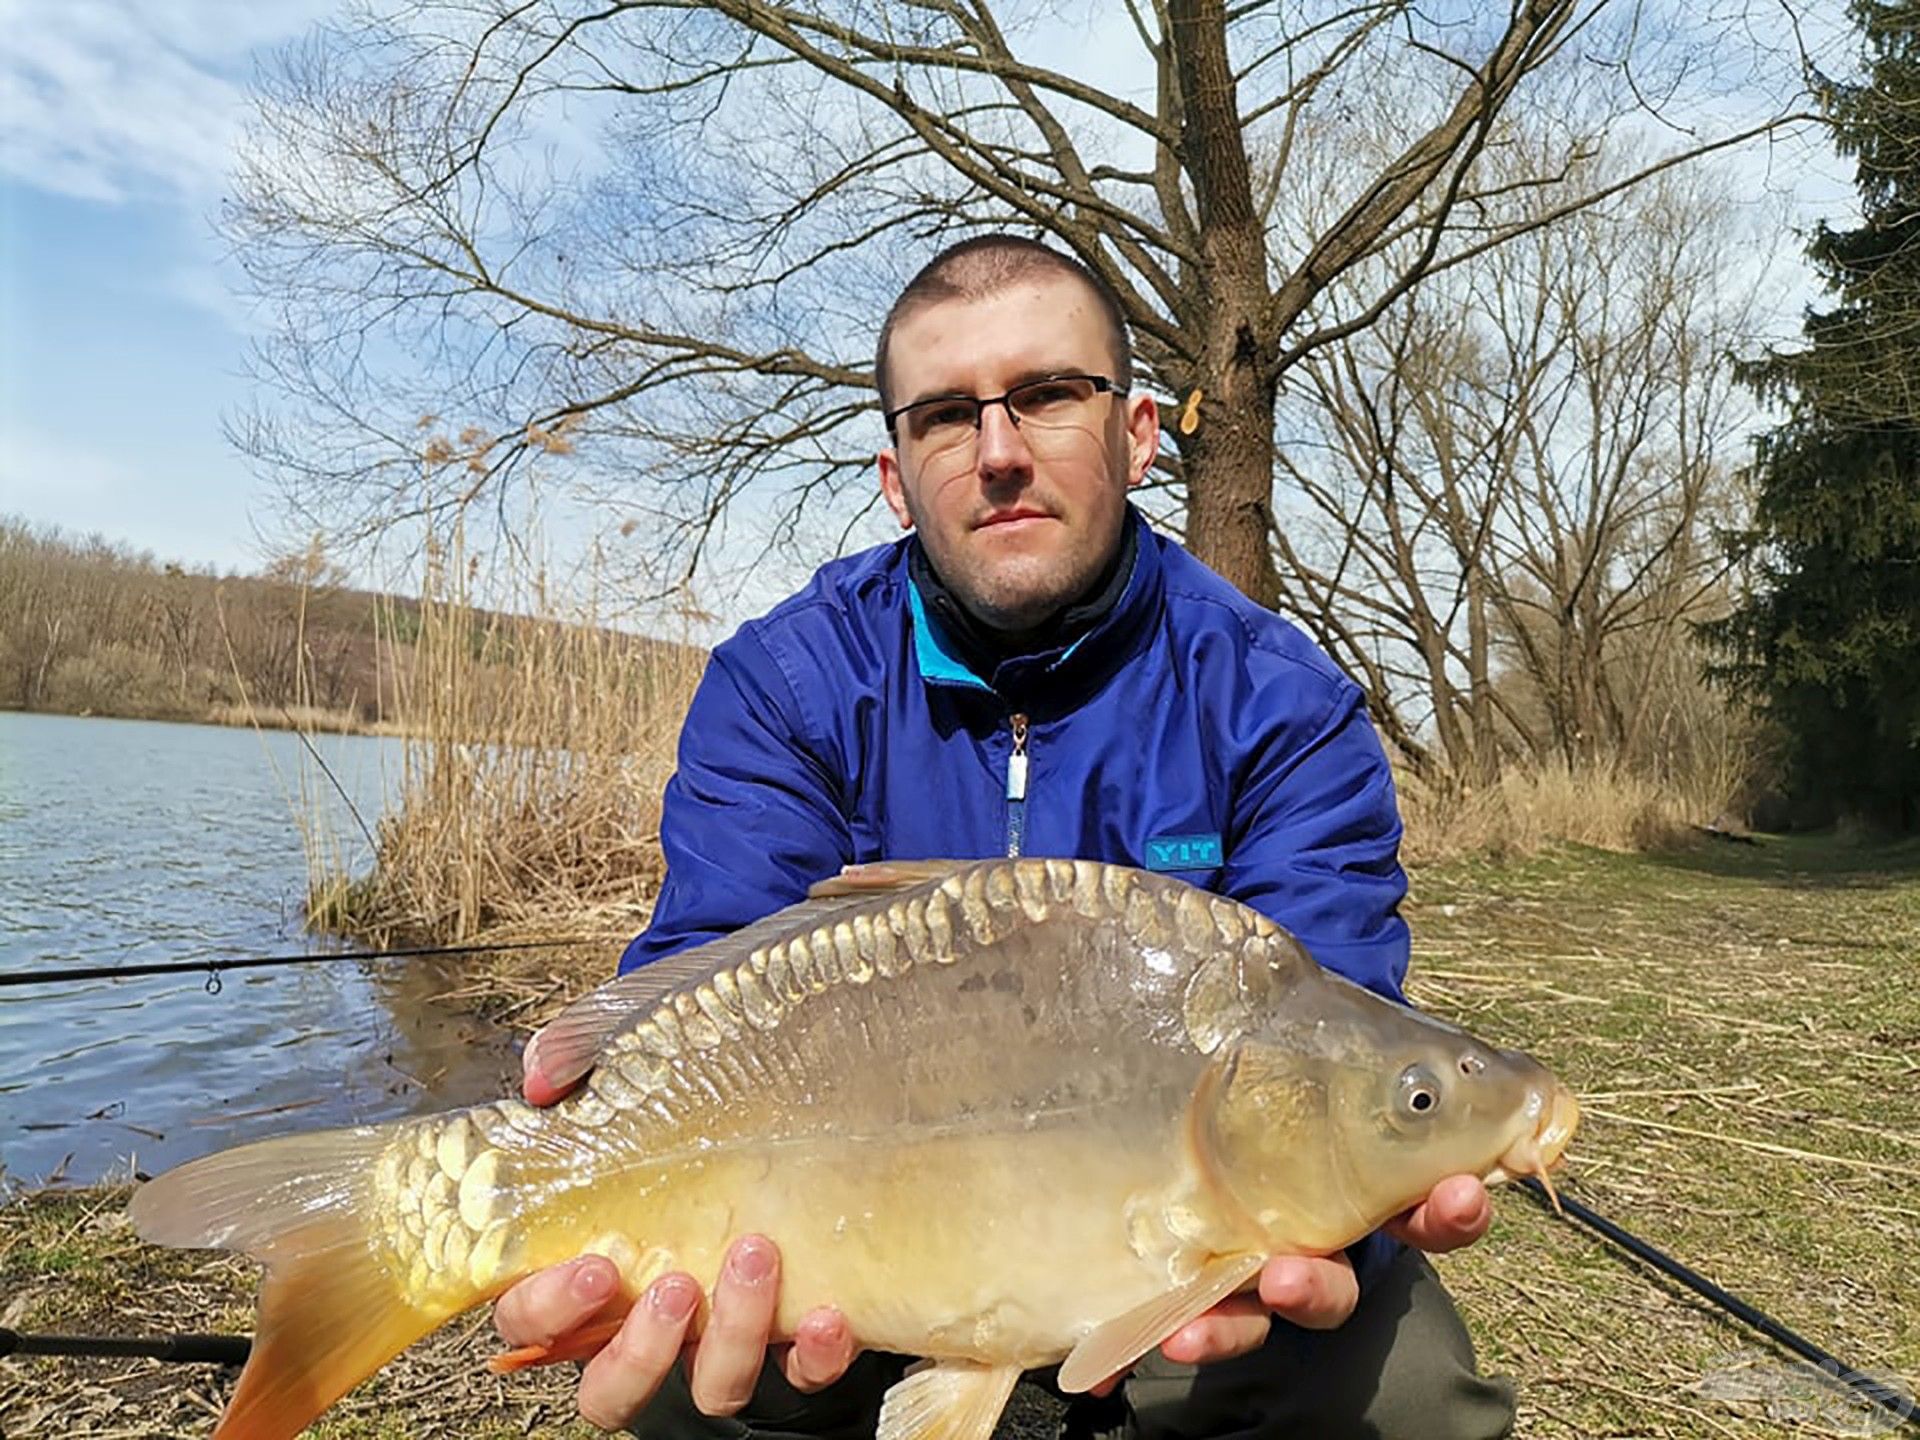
[{"x1": 628, "y1": 1249, "x2": 1514, "y2": 1439}]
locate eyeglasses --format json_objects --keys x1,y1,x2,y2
[{"x1": 883, "y1": 374, "x2": 1126, "y2": 453}]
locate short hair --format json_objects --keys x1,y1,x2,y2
[{"x1": 873, "y1": 234, "x2": 1133, "y2": 412}]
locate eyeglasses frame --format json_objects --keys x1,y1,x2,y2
[{"x1": 881, "y1": 373, "x2": 1128, "y2": 442}]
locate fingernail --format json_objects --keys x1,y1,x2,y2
[
  {"x1": 730, "y1": 1240, "x2": 775, "y2": 1284},
  {"x1": 650, "y1": 1276, "x2": 697, "y2": 1322},
  {"x1": 570, "y1": 1260, "x2": 613, "y2": 1302}
]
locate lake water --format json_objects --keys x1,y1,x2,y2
[{"x1": 0, "y1": 711, "x2": 523, "y2": 1185}]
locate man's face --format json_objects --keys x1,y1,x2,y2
[{"x1": 877, "y1": 274, "x2": 1159, "y2": 633}]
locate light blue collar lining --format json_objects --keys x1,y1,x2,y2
[{"x1": 907, "y1": 579, "x2": 994, "y2": 691}]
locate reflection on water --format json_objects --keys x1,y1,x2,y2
[{"x1": 0, "y1": 711, "x2": 524, "y2": 1184}]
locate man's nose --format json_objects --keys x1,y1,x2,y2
[{"x1": 974, "y1": 401, "x2": 1033, "y2": 479}]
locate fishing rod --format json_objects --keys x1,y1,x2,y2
[
  {"x1": 0, "y1": 1327, "x2": 248, "y2": 1365},
  {"x1": 1518, "y1": 1177, "x2": 1917, "y2": 1429},
  {"x1": 0, "y1": 936, "x2": 617, "y2": 992}
]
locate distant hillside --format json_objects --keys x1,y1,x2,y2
[{"x1": 0, "y1": 516, "x2": 699, "y2": 733}]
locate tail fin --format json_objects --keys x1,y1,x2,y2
[{"x1": 131, "y1": 1127, "x2": 462, "y2": 1440}]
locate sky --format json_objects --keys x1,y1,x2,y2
[
  {"x1": 0, "y1": 1, "x2": 342, "y2": 574},
  {"x1": 0, "y1": 0, "x2": 1863, "y2": 617}
]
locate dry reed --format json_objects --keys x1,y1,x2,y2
[
  {"x1": 305, "y1": 528, "x2": 705, "y2": 971},
  {"x1": 1398, "y1": 758, "x2": 1700, "y2": 864}
]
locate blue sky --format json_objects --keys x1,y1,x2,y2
[
  {"x1": 0, "y1": 1, "x2": 337, "y2": 574},
  {"x1": 0, "y1": 1, "x2": 1860, "y2": 592}
]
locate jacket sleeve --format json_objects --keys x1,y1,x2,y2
[
  {"x1": 1221, "y1": 676, "x2": 1411, "y2": 1004},
  {"x1": 1223, "y1": 672, "x2": 1414, "y2": 1290},
  {"x1": 618, "y1": 628, "x2": 853, "y2": 973}
]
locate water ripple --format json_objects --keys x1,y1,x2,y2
[{"x1": 0, "y1": 712, "x2": 522, "y2": 1184}]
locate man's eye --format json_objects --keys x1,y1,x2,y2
[
  {"x1": 1016, "y1": 382, "x2": 1080, "y2": 409},
  {"x1": 915, "y1": 401, "x2": 977, "y2": 431}
]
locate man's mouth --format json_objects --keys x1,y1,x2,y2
[{"x1": 977, "y1": 508, "x2": 1052, "y2": 528}]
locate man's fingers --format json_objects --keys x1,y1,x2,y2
[
  {"x1": 1157, "y1": 1294, "x2": 1270, "y2": 1365},
  {"x1": 686, "y1": 1236, "x2": 781, "y2": 1415},
  {"x1": 1256, "y1": 1254, "x2": 1359, "y2": 1331},
  {"x1": 493, "y1": 1255, "x2": 621, "y2": 1348},
  {"x1": 1085, "y1": 1368, "x2": 1131, "y2": 1399},
  {"x1": 1384, "y1": 1174, "x2": 1490, "y2": 1254},
  {"x1": 779, "y1": 1306, "x2": 856, "y2": 1393},
  {"x1": 576, "y1": 1273, "x2": 701, "y2": 1431},
  {"x1": 520, "y1": 1029, "x2": 584, "y2": 1106}
]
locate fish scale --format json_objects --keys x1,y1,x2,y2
[{"x1": 129, "y1": 858, "x2": 1578, "y2": 1440}]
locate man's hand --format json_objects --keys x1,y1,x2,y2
[
  {"x1": 494, "y1": 1040, "x2": 858, "y2": 1430},
  {"x1": 1093, "y1": 1174, "x2": 1491, "y2": 1389},
  {"x1": 492, "y1": 1237, "x2": 857, "y2": 1431}
]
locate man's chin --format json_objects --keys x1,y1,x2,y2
[{"x1": 963, "y1": 584, "x2": 1078, "y2": 634}]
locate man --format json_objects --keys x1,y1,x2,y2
[{"x1": 494, "y1": 235, "x2": 1512, "y2": 1438}]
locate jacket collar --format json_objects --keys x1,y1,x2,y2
[{"x1": 906, "y1": 506, "x2": 1163, "y2": 712}]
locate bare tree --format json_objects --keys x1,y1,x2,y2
[
  {"x1": 1269, "y1": 153, "x2": 1763, "y2": 784},
  {"x1": 228, "y1": 0, "x2": 1810, "y2": 600}
]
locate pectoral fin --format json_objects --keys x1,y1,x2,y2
[
  {"x1": 876, "y1": 1360, "x2": 1021, "y2": 1440},
  {"x1": 488, "y1": 1308, "x2": 631, "y2": 1373},
  {"x1": 1056, "y1": 1253, "x2": 1266, "y2": 1394}
]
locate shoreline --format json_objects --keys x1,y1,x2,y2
[{"x1": 0, "y1": 701, "x2": 412, "y2": 739}]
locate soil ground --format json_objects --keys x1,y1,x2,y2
[{"x1": 4, "y1": 835, "x2": 1915, "y2": 1438}]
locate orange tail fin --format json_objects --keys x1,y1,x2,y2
[
  {"x1": 131, "y1": 1127, "x2": 468, "y2": 1439},
  {"x1": 214, "y1": 1216, "x2": 450, "y2": 1438}
]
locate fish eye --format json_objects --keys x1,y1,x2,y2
[{"x1": 1395, "y1": 1063, "x2": 1443, "y2": 1122}]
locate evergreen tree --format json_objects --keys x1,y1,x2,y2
[{"x1": 1711, "y1": 0, "x2": 1920, "y2": 830}]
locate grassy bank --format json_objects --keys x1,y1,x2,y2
[
  {"x1": 6, "y1": 836, "x2": 1913, "y2": 1437},
  {"x1": 1413, "y1": 835, "x2": 1920, "y2": 1437},
  {"x1": 0, "y1": 1185, "x2": 594, "y2": 1440}
]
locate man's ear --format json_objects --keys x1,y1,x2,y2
[
  {"x1": 877, "y1": 446, "x2": 914, "y2": 530},
  {"x1": 1124, "y1": 391, "x2": 1160, "y2": 489}
]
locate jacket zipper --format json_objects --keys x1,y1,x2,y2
[{"x1": 1005, "y1": 712, "x2": 1029, "y2": 857}]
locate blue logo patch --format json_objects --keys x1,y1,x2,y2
[{"x1": 1143, "y1": 832, "x2": 1223, "y2": 871}]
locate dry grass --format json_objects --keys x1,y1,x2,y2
[
  {"x1": 0, "y1": 1184, "x2": 594, "y2": 1440},
  {"x1": 1409, "y1": 835, "x2": 1920, "y2": 1438},
  {"x1": 1399, "y1": 759, "x2": 1701, "y2": 863},
  {"x1": 304, "y1": 532, "x2": 705, "y2": 982},
  {"x1": 202, "y1": 701, "x2": 411, "y2": 736}
]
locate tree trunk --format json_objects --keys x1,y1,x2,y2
[{"x1": 1169, "y1": 0, "x2": 1282, "y2": 606}]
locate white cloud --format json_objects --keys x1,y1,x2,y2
[
  {"x1": 160, "y1": 255, "x2": 263, "y2": 336},
  {"x1": 0, "y1": 0, "x2": 336, "y2": 206}
]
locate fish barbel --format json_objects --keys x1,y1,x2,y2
[{"x1": 130, "y1": 858, "x2": 1578, "y2": 1440}]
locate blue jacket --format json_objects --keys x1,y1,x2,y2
[
  {"x1": 620, "y1": 508, "x2": 1411, "y2": 1287},
  {"x1": 622, "y1": 510, "x2": 1411, "y2": 998}
]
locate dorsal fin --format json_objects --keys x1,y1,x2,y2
[
  {"x1": 522, "y1": 888, "x2": 891, "y2": 1100},
  {"x1": 808, "y1": 859, "x2": 981, "y2": 897}
]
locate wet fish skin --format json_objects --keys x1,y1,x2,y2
[{"x1": 129, "y1": 858, "x2": 1577, "y2": 1440}]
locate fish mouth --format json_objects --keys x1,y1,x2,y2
[{"x1": 1483, "y1": 1084, "x2": 1580, "y2": 1213}]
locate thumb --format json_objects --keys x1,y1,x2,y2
[{"x1": 520, "y1": 1030, "x2": 580, "y2": 1107}]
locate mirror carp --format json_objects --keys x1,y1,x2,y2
[{"x1": 130, "y1": 858, "x2": 1578, "y2": 1439}]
